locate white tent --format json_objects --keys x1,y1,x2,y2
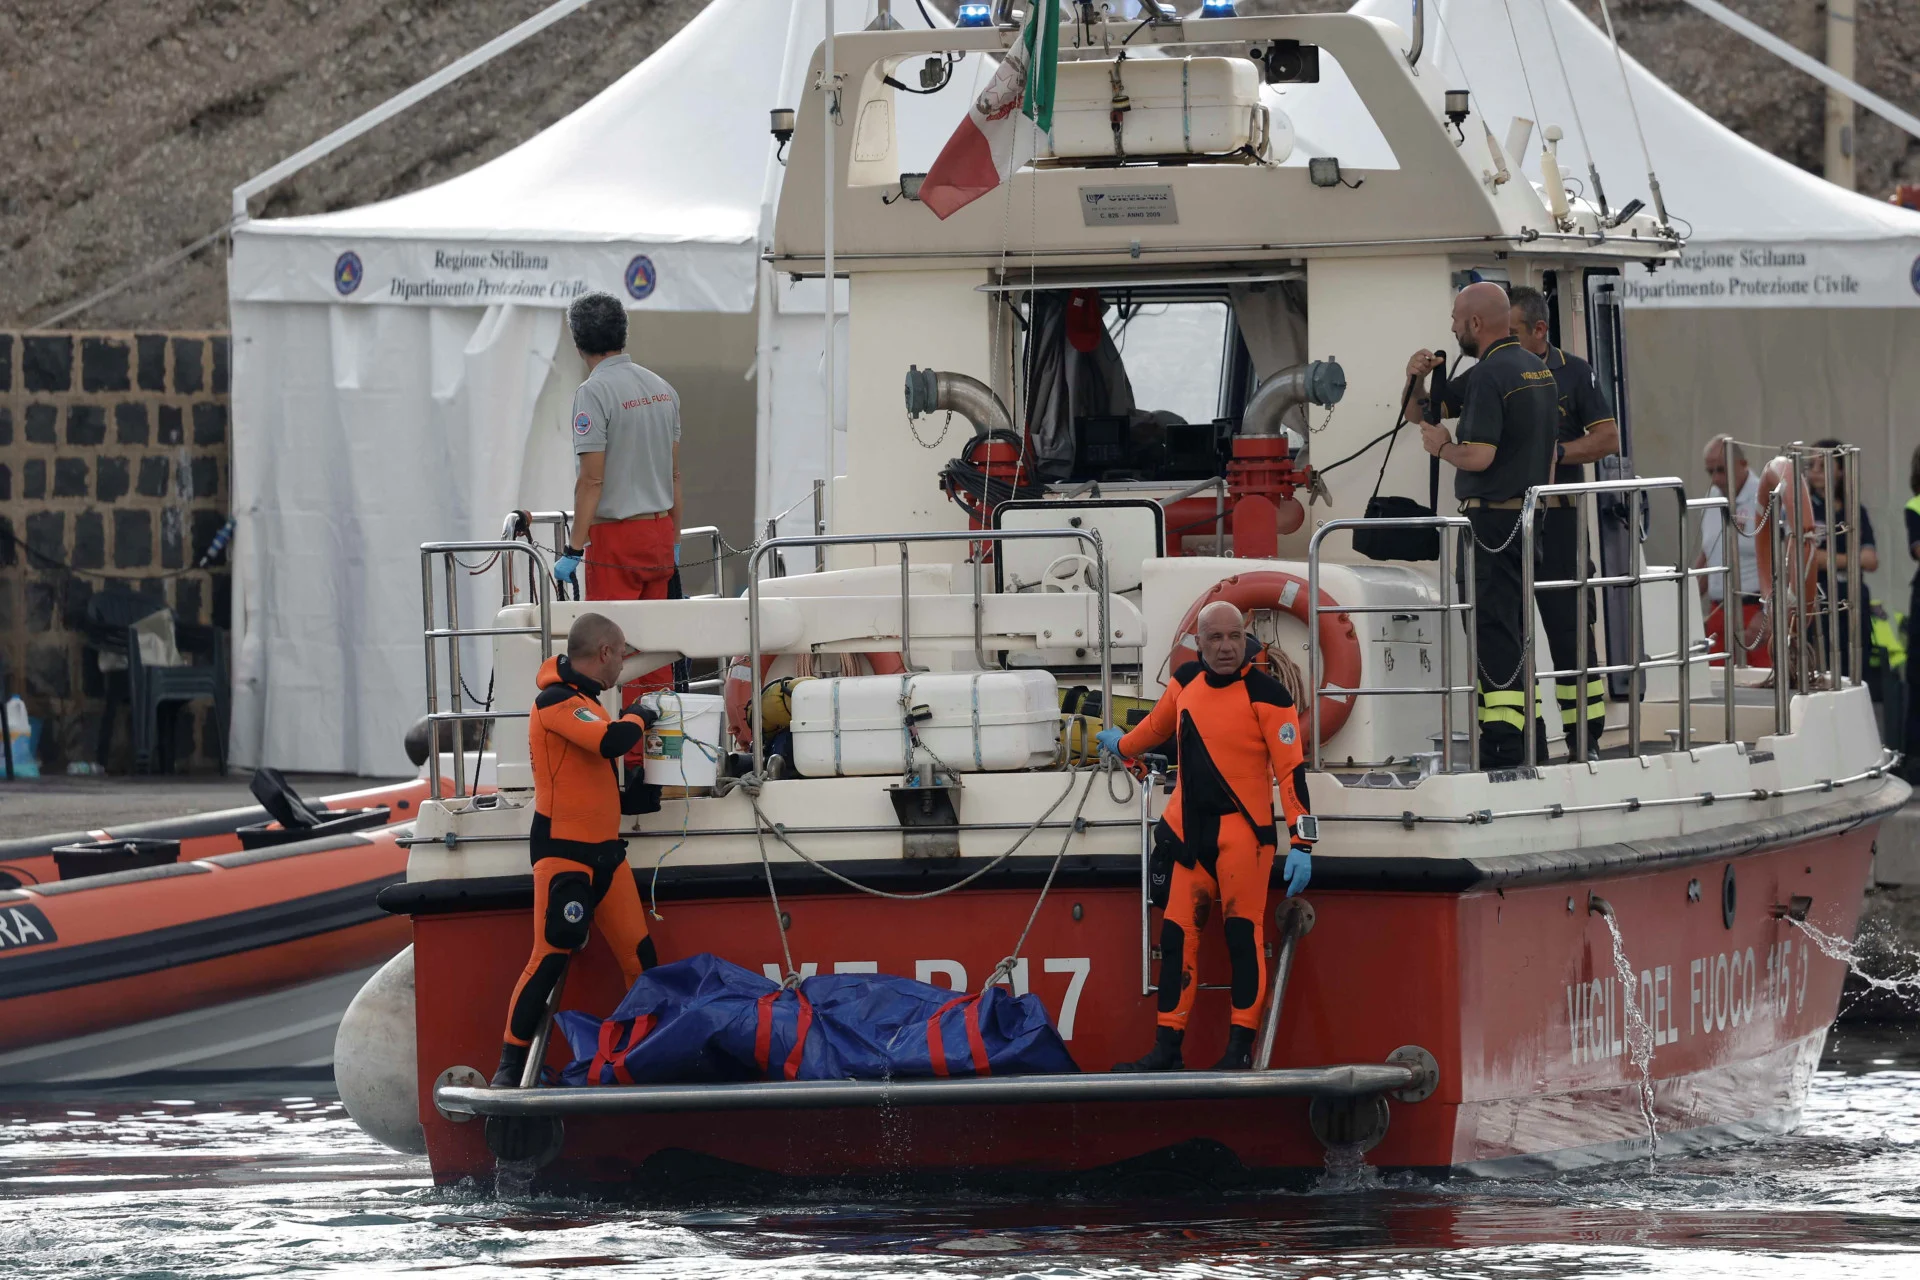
[
  {"x1": 1341, "y1": 0, "x2": 1920, "y2": 602},
  {"x1": 1352, "y1": 0, "x2": 1920, "y2": 306},
  {"x1": 228, "y1": 0, "x2": 980, "y2": 775}
]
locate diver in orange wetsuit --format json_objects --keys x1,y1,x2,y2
[
  {"x1": 493, "y1": 612, "x2": 660, "y2": 1088},
  {"x1": 1096, "y1": 600, "x2": 1315, "y2": 1071}
]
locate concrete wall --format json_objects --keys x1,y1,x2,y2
[{"x1": 0, "y1": 332, "x2": 231, "y2": 772}]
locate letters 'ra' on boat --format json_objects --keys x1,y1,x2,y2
[{"x1": 341, "y1": 9, "x2": 1904, "y2": 1192}]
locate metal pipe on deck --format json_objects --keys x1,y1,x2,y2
[
  {"x1": 1254, "y1": 897, "x2": 1315, "y2": 1071},
  {"x1": 1240, "y1": 361, "x2": 1347, "y2": 439},
  {"x1": 438, "y1": 1062, "x2": 1421, "y2": 1118}
]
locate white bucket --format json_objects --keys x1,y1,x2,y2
[{"x1": 639, "y1": 692, "x2": 724, "y2": 789}]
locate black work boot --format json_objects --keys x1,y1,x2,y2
[
  {"x1": 1112, "y1": 1026, "x2": 1185, "y2": 1072},
  {"x1": 491, "y1": 1042, "x2": 529, "y2": 1089},
  {"x1": 1210, "y1": 1025, "x2": 1257, "y2": 1071}
]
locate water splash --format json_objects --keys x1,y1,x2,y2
[
  {"x1": 1788, "y1": 916, "x2": 1920, "y2": 1007},
  {"x1": 1599, "y1": 911, "x2": 1660, "y2": 1169},
  {"x1": 1315, "y1": 1141, "x2": 1384, "y2": 1193}
]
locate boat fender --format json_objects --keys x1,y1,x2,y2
[
  {"x1": 1166, "y1": 571, "x2": 1362, "y2": 742},
  {"x1": 334, "y1": 946, "x2": 427, "y2": 1155}
]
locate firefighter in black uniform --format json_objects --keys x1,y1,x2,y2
[
  {"x1": 1508, "y1": 285, "x2": 1618, "y2": 754},
  {"x1": 1404, "y1": 282, "x2": 1559, "y2": 768}
]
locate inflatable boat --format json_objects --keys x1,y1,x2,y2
[{"x1": 0, "y1": 772, "x2": 429, "y2": 1082}]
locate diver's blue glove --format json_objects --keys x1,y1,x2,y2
[
  {"x1": 553, "y1": 547, "x2": 583, "y2": 587},
  {"x1": 1094, "y1": 726, "x2": 1125, "y2": 759},
  {"x1": 674, "y1": 541, "x2": 682, "y2": 566},
  {"x1": 1283, "y1": 844, "x2": 1313, "y2": 897}
]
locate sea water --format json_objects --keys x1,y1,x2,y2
[{"x1": 3, "y1": 1028, "x2": 1918, "y2": 1279}]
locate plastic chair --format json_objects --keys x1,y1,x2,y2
[
  {"x1": 128, "y1": 616, "x2": 228, "y2": 775},
  {"x1": 82, "y1": 589, "x2": 169, "y2": 768}
]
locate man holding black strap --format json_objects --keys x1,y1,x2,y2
[
  {"x1": 1403, "y1": 282, "x2": 1559, "y2": 768},
  {"x1": 1509, "y1": 285, "x2": 1617, "y2": 753}
]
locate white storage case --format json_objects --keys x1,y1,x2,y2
[
  {"x1": 1048, "y1": 57, "x2": 1271, "y2": 160},
  {"x1": 788, "y1": 672, "x2": 1061, "y2": 777}
]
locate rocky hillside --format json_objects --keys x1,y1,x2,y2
[{"x1": 1, "y1": 0, "x2": 1914, "y2": 329}]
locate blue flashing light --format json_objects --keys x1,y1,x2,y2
[
  {"x1": 956, "y1": 2, "x2": 993, "y2": 26},
  {"x1": 1200, "y1": 0, "x2": 1237, "y2": 14}
]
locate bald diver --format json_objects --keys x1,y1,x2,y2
[{"x1": 1096, "y1": 601, "x2": 1317, "y2": 1071}]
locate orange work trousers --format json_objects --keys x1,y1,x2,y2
[
  {"x1": 1157, "y1": 812, "x2": 1274, "y2": 1032},
  {"x1": 1705, "y1": 599, "x2": 1772, "y2": 669},
  {"x1": 585, "y1": 513, "x2": 677, "y2": 763}
]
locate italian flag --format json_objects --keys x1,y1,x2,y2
[{"x1": 919, "y1": 0, "x2": 1059, "y2": 221}]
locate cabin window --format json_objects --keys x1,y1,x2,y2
[{"x1": 1016, "y1": 280, "x2": 1307, "y2": 484}]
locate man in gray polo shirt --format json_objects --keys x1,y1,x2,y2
[{"x1": 553, "y1": 292, "x2": 681, "y2": 704}]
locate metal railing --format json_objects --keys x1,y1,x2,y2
[
  {"x1": 761, "y1": 481, "x2": 828, "y2": 578},
  {"x1": 1306, "y1": 515, "x2": 1477, "y2": 771},
  {"x1": 1684, "y1": 439, "x2": 1867, "y2": 738},
  {"x1": 1519, "y1": 477, "x2": 1733, "y2": 765},
  {"x1": 499, "y1": 511, "x2": 728, "y2": 601},
  {"x1": 745, "y1": 528, "x2": 1110, "y2": 775},
  {"x1": 420, "y1": 540, "x2": 554, "y2": 801}
]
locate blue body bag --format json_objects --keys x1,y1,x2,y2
[{"x1": 555, "y1": 953, "x2": 1079, "y2": 1086}]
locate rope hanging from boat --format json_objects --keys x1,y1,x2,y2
[{"x1": 750, "y1": 764, "x2": 1104, "y2": 986}]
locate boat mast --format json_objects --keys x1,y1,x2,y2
[{"x1": 820, "y1": 0, "x2": 838, "y2": 545}]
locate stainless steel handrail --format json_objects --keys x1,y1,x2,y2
[
  {"x1": 1306, "y1": 515, "x2": 1476, "y2": 772},
  {"x1": 1692, "y1": 439, "x2": 1867, "y2": 737},
  {"x1": 745, "y1": 528, "x2": 1110, "y2": 775},
  {"x1": 1518, "y1": 476, "x2": 1730, "y2": 765},
  {"x1": 420, "y1": 539, "x2": 554, "y2": 801},
  {"x1": 499, "y1": 510, "x2": 727, "y2": 598}
]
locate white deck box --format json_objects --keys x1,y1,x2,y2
[{"x1": 789, "y1": 672, "x2": 1061, "y2": 777}]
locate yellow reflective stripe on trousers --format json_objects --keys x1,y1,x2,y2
[
  {"x1": 1476, "y1": 683, "x2": 1528, "y2": 729},
  {"x1": 1553, "y1": 678, "x2": 1607, "y2": 723}
]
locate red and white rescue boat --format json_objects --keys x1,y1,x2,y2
[{"x1": 334, "y1": 13, "x2": 1902, "y2": 1193}]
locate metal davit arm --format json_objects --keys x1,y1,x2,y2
[{"x1": 745, "y1": 527, "x2": 1112, "y2": 777}]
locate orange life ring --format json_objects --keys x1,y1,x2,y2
[
  {"x1": 1166, "y1": 571, "x2": 1363, "y2": 742},
  {"x1": 724, "y1": 651, "x2": 909, "y2": 747},
  {"x1": 1754, "y1": 455, "x2": 1817, "y2": 612}
]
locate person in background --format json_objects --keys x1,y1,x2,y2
[
  {"x1": 1806, "y1": 440, "x2": 1880, "y2": 692},
  {"x1": 1507, "y1": 286, "x2": 1616, "y2": 752},
  {"x1": 494, "y1": 613, "x2": 658, "y2": 1089},
  {"x1": 1904, "y1": 445, "x2": 1920, "y2": 770},
  {"x1": 553, "y1": 292, "x2": 682, "y2": 713},
  {"x1": 1695, "y1": 437, "x2": 1769, "y2": 668},
  {"x1": 1095, "y1": 601, "x2": 1315, "y2": 1072}
]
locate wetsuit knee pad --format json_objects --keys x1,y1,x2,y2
[
  {"x1": 1223, "y1": 916, "x2": 1260, "y2": 1010},
  {"x1": 1156, "y1": 920, "x2": 1188, "y2": 1014},
  {"x1": 637, "y1": 935, "x2": 658, "y2": 972},
  {"x1": 543, "y1": 872, "x2": 595, "y2": 951}
]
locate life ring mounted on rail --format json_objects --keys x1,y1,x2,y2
[
  {"x1": 724, "y1": 651, "x2": 909, "y2": 748},
  {"x1": 1166, "y1": 571, "x2": 1363, "y2": 743},
  {"x1": 1754, "y1": 455, "x2": 1818, "y2": 611}
]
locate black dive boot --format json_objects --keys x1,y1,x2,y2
[
  {"x1": 491, "y1": 1042, "x2": 529, "y2": 1089},
  {"x1": 1112, "y1": 1026, "x2": 1185, "y2": 1072},
  {"x1": 1210, "y1": 1025, "x2": 1256, "y2": 1071}
]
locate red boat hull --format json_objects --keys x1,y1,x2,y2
[{"x1": 408, "y1": 821, "x2": 1870, "y2": 1186}]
